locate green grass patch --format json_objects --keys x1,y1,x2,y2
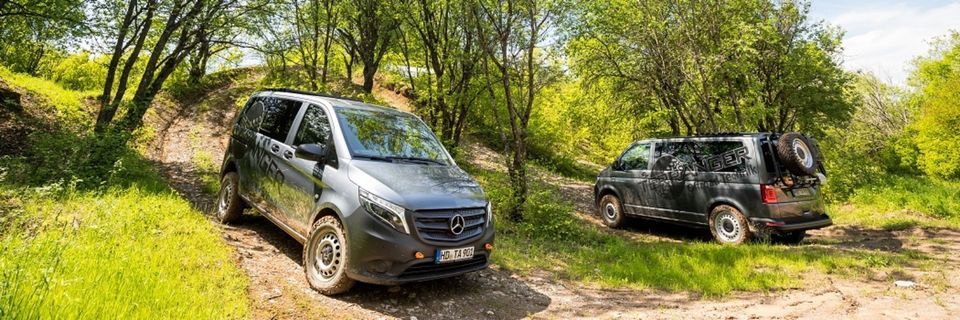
[
  {"x1": 465, "y1": 163, "x2": 922, "y2": 296},
  {"x1": 0, "y1": 181, "x2": 248, "y2": 319},
  {"x1": 0, "y1": 66, "x2": 92, "y2": 126},
  {"x1": 0, "y1": 72, "x2": 248, "y2": 318},
  {"x1": 830, "y1": 175, "x2": 960, "y2": 230}
]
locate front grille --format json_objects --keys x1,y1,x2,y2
[
  {"x1": 400, "y1": 255, "x2": 487, "y2": 279},
  {"x1": 412, "y1": 207, "x2": 486, "y2": 244}
]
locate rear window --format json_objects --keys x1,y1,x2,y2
[{"x1": 652, "y1": 140, "x2": 749, "y2": 173}]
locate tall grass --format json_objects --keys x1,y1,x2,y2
[
  {"x1": 830, "y1": 175, "x2": 960, "y2": 230},
  {"x1": 0, "y1": 183, "x2": 248, "y2": 319},
  {"x1": 465, "y1": 163, "x2": 922, "y2": 296},
  {"x1": 0, "y1": 70, "x2": 249, "y2": 318}
]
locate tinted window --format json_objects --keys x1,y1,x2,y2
[
  {"x1": 259, "y1": 97, "x2": 301, "y2": 142},
  {"x1": 619, "y1": 143, "x2": 651, "y2": 170},
  {"x1": 653, "y1": 141, "x2": 748, "y2": 173},
  {"x1": 293, "y1": 104, "x2": 332, "y2": 146},
  {"x1": 238, "y1": 97, "x2": 263, "y2": 131},
  {"x1": 335, "y1": 107, "x2": 450, "y2": 165}
]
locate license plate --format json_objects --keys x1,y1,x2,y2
[
  {"x1": 794, "y1": 188, "x2": 811, "y2": 197},
  {"x1": 436, "y1": 247, "x2": 474, "y2": 264}
]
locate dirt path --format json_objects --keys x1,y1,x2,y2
[{"x1": 145, "y1": 82, "x2": 960, "y2": 319}]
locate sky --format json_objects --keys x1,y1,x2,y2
[{"x1": 809, "y1": 0, "x2": 960, "y2": 85}]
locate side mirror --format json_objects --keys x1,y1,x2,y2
[{"x1": 295, "y1": 143, "x2": 327, "y2": 162}]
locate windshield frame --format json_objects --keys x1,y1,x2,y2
[{"x1": 332, "y1": 106, "x2": 453, "y2": 166}]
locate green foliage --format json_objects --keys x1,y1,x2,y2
[
  {"x1": 0, "y1": 71, "x2": 248, "y2": 318},
  {"x1": 465, "y1": 161, "x2": 920, "y2": 296},
  {"x1": 40, "y1": 52, "x2": 109, "y2": 91},
  {"x1": 565, "y1": 0, "x2": 855, "y2": 135},
  {"x1": 830, "y1": 175, "x2": 960, "y2": 229},
  {"x1": 911, "y1": 33, "x2": 960, "y2": 179}
]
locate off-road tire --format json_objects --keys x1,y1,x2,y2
[
  {"x1": 599, "y1": 194, "x2": 626, "y2": 228},
  {"x1": 777, "y1": 132, "x2": 819, "y2": 176},
  {"x1": 709, "y1": 205, "x2": 752, "y2": 245},
  {"x1": 304, "y1": 215, "x2": 355, "y2": 295},
  {"x1": 772, "y1": 231, "x2": 806, "y2": 245},
  {"x1": 216, "y1": 172, "x2": 243, "y2": 224}
]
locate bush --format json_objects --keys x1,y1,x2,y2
[{"x1": 42, "y1": 52, "x2": 108, "y2": 91}]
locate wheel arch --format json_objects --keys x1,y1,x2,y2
[
  {"x1": 595, "y1": 185, "x2": 622, "y2": 207},
  {"x1": 220, "y1": 156, "x2": 238, "y2": 178}
]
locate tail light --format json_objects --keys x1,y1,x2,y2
[{"x1": 761, "y1": 184, "x2": 778, "y2": 204}]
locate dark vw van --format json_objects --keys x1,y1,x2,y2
[{"x1": 593, "y1": 132, "x2": 832, "y2": 244}]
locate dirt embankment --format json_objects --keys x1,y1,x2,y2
[{"x1": 146, "y1": 78, "x2": 960, "y2": 319}]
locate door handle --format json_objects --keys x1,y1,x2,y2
[
  {"x1": 282, "y1": 150, "x2": 294, "y2": 159},
  {"x1": 270, "y1": 144, "x2": 280, "y2": 153}
]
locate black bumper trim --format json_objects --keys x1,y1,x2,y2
[{"x1": 751, "y1": 215, "x2": 833, "y2": 232}]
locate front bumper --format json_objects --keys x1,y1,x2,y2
[
  {"x1": 750, "y1": 214, "x2": 833, "y2": 232},
  {"x1": 342, "y1": 207, "x2": 495, "y2": 286}
]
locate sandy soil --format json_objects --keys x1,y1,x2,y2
[{"x1": 145, "y1": 81, "x2": 960, "y2": 320}]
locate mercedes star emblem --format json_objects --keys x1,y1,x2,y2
[{"x1": 449, "y1": 214, "x2": 465, "y2": 235}]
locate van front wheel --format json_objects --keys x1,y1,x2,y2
[
  {"x1": 599, "y1": 195, "x2": 626, "y2": 228},
  {"x1": 709, "y1": 205, "x2": 752, "y2": 245},
  {"x1": 304, "y1": 216, "x2": 355, "y2": 295}
]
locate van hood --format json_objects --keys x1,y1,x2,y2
[{"x1": 348, "y1": 160, "x2": 487, "y2": 210}]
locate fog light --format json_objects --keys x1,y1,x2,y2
[
  {"x1": 414, "y1": 251, "x2": 425, "y2": 259},
  {"x1": 484, "y1": 243, "x2": 493, "y2": 251}
]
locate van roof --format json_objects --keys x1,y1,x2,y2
[{"x1": 257, "y1": 88, "x2": 409, "y2": 116}]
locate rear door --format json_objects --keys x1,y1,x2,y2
[
  {"x1": 271, "y1": 103, "x2": 336, "y2": 236},
  {"x1": 254, "y1": 96, "x2": 303, "y2": 227},
  {"x1": 231, "y1": 96, "x2": 265, "y2": 200}
]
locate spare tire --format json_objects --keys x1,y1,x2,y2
[{"x1": 777, "y1": 132, "x2": 818, "y2": 176}]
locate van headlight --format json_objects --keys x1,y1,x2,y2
[
  {"x1": 486, "y1": 202, "x2": 493, "y2": 227},
  {"x1": 359, "y1": 189, "x2": 410, "y2": 234}
]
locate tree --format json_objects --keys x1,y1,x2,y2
[
  {"x1": 338, "y1": 0, "x2": 397, "y2": 92},
  {"x1": 398, "y1": 0, "x2": 484, "y2": 146},
  {"x1": 565, "y1": 0, "x2": 853, "y2": 136},
  {"x1": 95, "y1": 0, "x2": 240, "y2": 132},
  {"x1": 476, "y1": 0, "x2": 554, "y2": 221},
  {"x1": 0, "y1": 0, "x2": 86, "y2": 74},
  {"x1": 910, "y1": 32, "x2": 960, "y2": 179}
]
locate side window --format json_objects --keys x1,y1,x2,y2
[
  {"x1": 699, "y1": 141, "x2": 749, "y2": 173},
  {"x1": 259, "y1": 97, "x2": 301, "y2": 142},
  {"x1": 238, "y1": 97, "x2": 264, "y2": 130},
  {"x1": 619, "y1": 143, "x2": 651, "y2": 170},
  {"x1": 653, "y1": 141, "x2": 748, "y2": 172},
  {"x1": 293, "y1": 104, "x2": 332, "y2": 147}
]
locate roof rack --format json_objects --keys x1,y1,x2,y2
[
  {"x1": 692, "y1": 132, "x2": 767, "y2": 137},
  {"x1": 261, "y1": 88, "x2": 362, "y2": 102}
]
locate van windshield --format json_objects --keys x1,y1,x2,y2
[{"x1": 334, "y1": 107, "x2": 450, "y2": 165}]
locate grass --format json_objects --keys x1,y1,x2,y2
[
  {"x1": 189, "y1": 126, "x2": 221, "y2": 195},
  {"x1": 0, "y1": 66, "x2": 92, "y2": 127},
  {"x1": 0, "y1": 70, "x2": 249, "y2": 319},
  {"x1": 829, "y1": 175, "x2": 960, "y2": 230},
  {"x1": 464, "y1": 163, "x2": 925, "y2": 296}
]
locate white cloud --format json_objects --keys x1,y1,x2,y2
[{"x1": 825, "y1": 2, "x2": 960, "y2": 85}]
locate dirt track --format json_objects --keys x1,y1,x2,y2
[{"x1": 146, "y1": 82, "x2": 960, "y2": 319}]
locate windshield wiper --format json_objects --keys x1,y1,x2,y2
[
  {"x1": 353, "y1": 154, "x2": 394, "y2": 163},
  {"x1": 387, "y1": 156, "x2": 447, "y2": 166}
]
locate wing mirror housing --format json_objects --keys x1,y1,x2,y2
[{"x1": 295, "y1": 143, "x2": 327, "y2": 162}]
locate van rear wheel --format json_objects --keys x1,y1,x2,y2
[
  {"x1": 216, "y1": 172, "x2": 243, "y2": 224},
  {"x1": 709, "y1": 205, "x2": 752, "y2": 245},
  {"x1": 599, "y1": 194, "x2": 626, "y2": 228}
]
